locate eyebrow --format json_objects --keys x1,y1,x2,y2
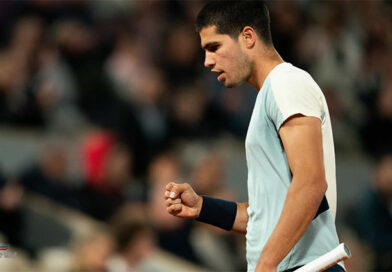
[{"x1": 202, "y1": 41, "x2": 219, "y2": 51}]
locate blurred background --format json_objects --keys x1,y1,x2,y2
[{"x1": 0, "y1": 0, "x2": 391, "y2": 271}]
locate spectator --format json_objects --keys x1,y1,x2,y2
[
  {"x1": 354, "y1": 153, "x2": 392, "y2": 270},
  {"x1": 160, "y1": 22, "x2": 202, "y2": 84},
  {"x1": 0, "y1": 171, "x2": 24, "y2": 248},
  {"x1": 78, "y1": 130, "x2": 140, "y2": 221},
  {"x1": 168, "y1": 82, "x2": 213, "y2": 139},
  {"x1": 19, "y1": 140, "x2": 79, "y2": 209},
  {"x1": 79, "y1": 131, "x2": 147, "y2": 220},
  {"x1": 108, "y1": 213, "x2": 156, "y2": 272},
  {"x1": 360, "y1": 63, "x2": 392, "y2": 157},
  {"x1": 71, "y1": 228, "x2": 114, "y2": 272}
]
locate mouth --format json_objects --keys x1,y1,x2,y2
[
  {"x1": 217, "y1": 72, "x2": 225, "y2": 82},
  {"x1": 213, "y1": 71, "x2": 224, "y2": 82}
]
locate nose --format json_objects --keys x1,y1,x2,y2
[{"x1": 204, "y1": 52, "x2": 215, "y2": 68}]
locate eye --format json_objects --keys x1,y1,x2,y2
[
  {"x1": 206, "y1": 44, "x2": 220, "y2": 53},
  {"x1": 209, "y1": 45, "x2": 219, "y2": 52}
]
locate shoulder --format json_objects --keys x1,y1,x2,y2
[
  {"x1": 269, "y1": 63, "x2": 319, "y2": 98},
  {"x1": 265, "y1": 63, "x2": 324, "y2": 125}
]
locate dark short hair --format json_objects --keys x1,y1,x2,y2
[
  {"x1": 196, "y1": 0, "x2": 272, "y2": 45},
  {"x1": 115, "y1": 220, "x2": 154, "y2": 252}
]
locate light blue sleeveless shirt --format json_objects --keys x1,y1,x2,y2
[{"x1": 245, "y1": 63, "x2": 341, "y2": 271}]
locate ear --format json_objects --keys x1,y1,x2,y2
[{"x1": 241, "y1": 26, "x2": 256, "y2": 49}]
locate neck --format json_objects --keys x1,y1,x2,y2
[{"x1": 247, "y1": 47, "x2": 284, "y2": 90}]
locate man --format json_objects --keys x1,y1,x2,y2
[{"x1": 165, "y1": 1, "x2": 343, "y2": 271}]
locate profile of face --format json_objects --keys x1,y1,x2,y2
[{"x1": 200, "y1": 25, "x2": 252, "y2": 88}]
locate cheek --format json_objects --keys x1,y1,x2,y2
[
  {"x1": 236, "y1": 53, "x2": 251, "y2": 76},
  {"x1": 228, "y1": 50, "x2": 246, "y2": 72},
  {"x1": 221, "y1": 56, "x2": 237, "y2": 77}
]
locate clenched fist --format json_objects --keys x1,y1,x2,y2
[{"x1": 164, "y1": 182, "x2": 203, "y2": 218}]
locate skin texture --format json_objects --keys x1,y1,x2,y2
[
  {"x1": 165, "y1": 25, "x2": 328, "y2": 272},
  {"x1": 201, "y1": 26, "x2": 252, "y2": 88}
]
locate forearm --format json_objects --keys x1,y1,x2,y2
[
  {"x1": 232, "y1": 202, "x2": 249, "y2": 234},
  {"x1": 257, "y1": 178, "x2": 327, "y2": 269}
]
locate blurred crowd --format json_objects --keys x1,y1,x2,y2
[{"x1": 0, "y1": 0, "x2": 391, "y2": 271}]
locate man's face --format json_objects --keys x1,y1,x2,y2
[{"x1": 200, "y1": 25, "x2": 251, "y2": 88}]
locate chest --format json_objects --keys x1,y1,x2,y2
[{"x1": 245, "y1": 92, "x2": 283, "y2": 154}]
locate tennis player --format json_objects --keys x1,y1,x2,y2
[{"x1": 165, "y1": 1, "x2": 344, "y2": 271}]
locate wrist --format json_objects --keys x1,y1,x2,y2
[
  {"x1": 195, "y1": 195, "x2": 237, "y2": 230},
  {"x1": 196, "y1": 195, "x2": 203, "y2": 218}
]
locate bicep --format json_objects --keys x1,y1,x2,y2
[{"x1": 278, "y1": 114, "x2": 326, "y2": 184}]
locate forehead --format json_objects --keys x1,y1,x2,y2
[{"x1": 199, "y1": 25, "x2": 231, "y2": 48}]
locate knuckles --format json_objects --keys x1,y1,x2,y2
[{"x1": 166, "y1": 198, "x2": 182, "y2": 209}]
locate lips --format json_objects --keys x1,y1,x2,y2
[
  {"x1": 217, "y1": 72, "x2": 224, "y2": 82},
  {"x1": 212, "y1": 70, "x2": 224, "y2": 81}
]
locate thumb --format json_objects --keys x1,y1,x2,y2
[{"x1": 169, "y1": 183, "x2": 190, "y2": 199}]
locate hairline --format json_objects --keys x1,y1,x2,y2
[{"x1": 198, "y1": 24, "x2": 272, "y2": 46}]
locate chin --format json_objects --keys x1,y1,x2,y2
[
  {"x1": 223, "y1": 75, "x2": 245, "y2": 88},
  {"x1": 225, "y1": 81, "x2": 242, "y2": 88}
]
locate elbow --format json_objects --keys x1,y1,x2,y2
[
  {"x1": 307, "y1": 177, "x2": 328, "y2": 209},
  {"x1": 319, "y1": 178, "x2": 328, "y2": 195},
  {"x1": 309, "y1": 174, "x2": 327, "y2": 196},
  {"x1": 293, "y1": 174, "x2": 328, "y2": 198},
  {"x1": 307, "y1": 171, "x2": 328, "y2": 194},
  {"x1": 313, "y1": 177, "x2": 328, "y2": 201}
]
